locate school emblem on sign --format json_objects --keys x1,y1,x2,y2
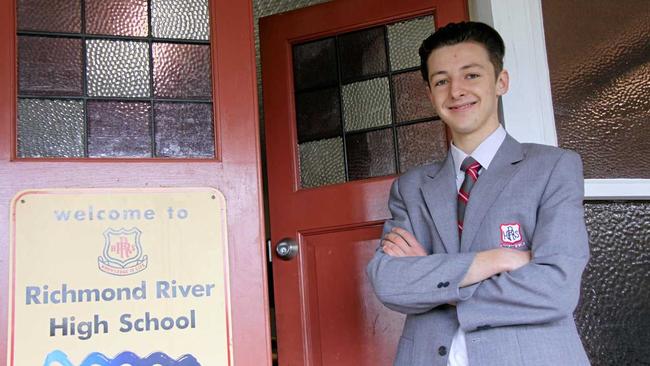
[
  {"x1": 98, "y1": 227, "x2": 148, "y2": 276},
  {"x1": 500, "y1": 223, "x2": 524, "y2": 248}
]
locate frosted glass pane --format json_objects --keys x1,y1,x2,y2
[
  {"x1": 86, "y1": 39, "x2": 151, "y2": 97},
  {"x1": 17, "y1": 99, "x2": 84, "y2": 158},
  {"x1": 393, "y1": 70, "x2": 436, "y2": 122},
  {"x1": 346, "y1": 128, "x2": 396, "y2": 180},
  {"x1": 86, "y1": 0, "x2": 148, "y2": 37},
  {"x1": 342, "y1": 77, "x2": 391, "y2": 132},
  {"x1": 87, "y1": 101, "x2": 151, "y2": 157},
  {"x1": 299, "y1": 138, "x2": 345, "y2": 188},
  {"x1": 18, "y1": 36, "x2": 83, "y2": 96},
  {"x1": 155, "y1": 102, "x2": 215, "y2": 158},
  {"x1": 153, "y1": 43, "x2": 212, "y2": 99},
  {"x1": 388, "y1": 16, "x2": 435, "y2": 71},
  {"x1": 17, "y1": 0, "x2": 81, "y2": 33},
  {"x1": 397, "y1": 121, "x2": 447, "y2": 173},
  {"x1": 152, "y1": 0, "x2": 209, "y2": 40},
  {"x1": 338, "y1": 27, "x2": 388, "y2": 82},
  {"x1": 543, "y1": 0, "x2": 650, "y2": 178}
]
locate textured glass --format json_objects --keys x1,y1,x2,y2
[
  {"x1": 155, "y1": 102, "x2": 214, "y2": 158},
  {"x1": 299, "y1": 138, "x2": 345, "y2": 188},
  {"x1": 543, "y1": 0, "x2": 650, "y2": 178},
  {"x1": 346, "y1": 129, "x2": 395, "y2": 180},
  {"x1": 397, "y1": 121, "x2": 447, "y2": 173},
  {"x1": 153, "y1": 43, "x2": 212, "y2": 99},
  {"x1": 86, "y1": 39, "x2": 151, "y2": 97},
  {"x1": 296, "y1": 87, "x2": 341, "y2": 143},
  {"x1": 18, "y1": 37, "x2": 83, "y2": 96},
  {"x1": 17, "y1": 0, "x2": 81, "y2": 33},
  {"x1": 387, "y1": 16, "x2": 434, "y2": 71},
  {"x1": 338, "y1": 27, "x2": 388, "y2": 83},
  {"x1": 576, "y1": 202, "x2": 650, "y2": 365},
  {"x1": 87, "y1": 101, "x2": 151, "y2": 157},
  {"x1": 17, "y1": 99, "x2": 84, "y2": 158},
  {"x1": 151, "y1": 0, "x2": 209, "y2": 40},
  {"x1": 293, "y1": 38, "x2": 338, "y2": 91},
  {"x1": 393, "y1": 70, "x2": 436, "y2": 122},
  {"x1": 342, "y1": 77, "x2": 391, "y2": 132},
  {"x1": 86, "y1": 0, "x2": 148, "y2": 36}
]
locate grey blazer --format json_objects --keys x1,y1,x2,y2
[{"x1": 367, "y1": 135, "x2": 590, "y2": 366}]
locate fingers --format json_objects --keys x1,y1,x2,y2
[
  {"x1": 392, "y1": 227, "x2": 418, "y2": 246},
  {"x1": 382, "y1": 227, "x2": 427, "y2": 257},
  {"x1": 381, "y1": 238, "x2": 407, "y2": 257}
]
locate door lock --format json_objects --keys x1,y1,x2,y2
[{"x1": 275, "y1": 238, "x2": 298, "y2": 260}]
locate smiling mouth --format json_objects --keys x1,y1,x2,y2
[{"x1": 448, "y1": 101, "x2": 477, "y2": 111}]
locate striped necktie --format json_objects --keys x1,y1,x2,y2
[{"x1": 457, "y1": 156, "x2": 481, "y2": 235}]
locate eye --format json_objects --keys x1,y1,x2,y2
[
  {"x1": 466, "y1": 73, "x2": 480, "y2": 79},
  {"x1": 433, "y1": 79, "x2": 448, "y2": 87}
]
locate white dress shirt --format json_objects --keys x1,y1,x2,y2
[{"x1": 447, "y1": 125, "x2": 507, "y2": 366}]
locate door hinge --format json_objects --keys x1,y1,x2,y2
[{"x1": 267, "y1": 239, "x2": 272, "y2": 263}]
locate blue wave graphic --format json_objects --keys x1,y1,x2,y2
[{"x1": 44, "y1": 350, "x2": 201, "y2": 366}]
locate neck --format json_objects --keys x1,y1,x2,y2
[{"x1": 451, "y1": 122, "x2": 500, "y2": 154}]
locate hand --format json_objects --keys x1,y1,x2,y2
[
  {"x1": 381, "y1": 227, "x2": 427, "y2": 257},
  {"x1": 500, "y1": 248, "x2": 531, "y2": 272}
]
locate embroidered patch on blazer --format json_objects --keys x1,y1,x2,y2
[{"x1": 500, "y1": 223, "x2": 524, "y2": 248}]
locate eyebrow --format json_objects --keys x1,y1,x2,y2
[{"x1": 429, "y1": 63, "x2": 486, "y2": 79}]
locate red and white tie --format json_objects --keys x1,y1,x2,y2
[{"x1": 457, "y1": 156, "x2": 481, "y2": 236}]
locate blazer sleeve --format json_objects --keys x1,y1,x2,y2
[
  {"x1": 367, "y1": 175, "x2": 476, "y2": 315},
  {"x1": 456, "y1": 151, "x2": 590, "y2": 331}
]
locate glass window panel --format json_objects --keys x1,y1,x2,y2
[
  {"x1": 17, "y1": 99, "x2": 84, "y2": 158},
  {"x1": 151, "y1": 0, "x2": 209, "y2": 40},
  {"x1": 86, "y1": 39, "x2": 151, "y2": 97},
  {"x1": 397, "y1": 121, "x2": 447, "y2": 173},
  {"x1": 85, "y1": 0, "x2": 148, "y2": 37},
  {"x1": 577, "y1": 202, "x2": 650, "y2": 365},
  {"x1": 155, "y1": 102, "x2": 214, "y2": 158},
  {"x1": 299, "y1": 137, "x2": 345, "y2": 188},
  {"x1": 17, "y1": 0, "x2": 81, "y2": 33},
  {"x1": 338, "y1": 27, "x2": 388, "y2": 83},
  {"x1": 296, "y1": 87, "x2": 341, "y2": 143},
  {"x1": 387, "y1": 15, "x2": 434, "y2": 71},
  {"x1": 87, "y1": 101, "x2": 151, "y2": 157},
  {"x1": 153, "y1": 43, "x2": 212, "y2": 99},
  {"x1": 543, "y1": 0, "x2": 650, "y2": 178},
  {"x1": 293, "y1": 38, "x2": 338, "y2": 91},
  {"x1": 342, "y1": 77, "x2": 391, "y2": 132},
  {"x1": 392, "y1": 70, "x2": 436, "y2": 122},
  {"x1": 346, "y1": 128, "x2": 395, "y2": 180},
  {"x1": 18, "y1": 36, "x2": 83, "y2": 96}
]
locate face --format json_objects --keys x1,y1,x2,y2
[{"x1": 425, "y1": 42, "x2": 509, "y2": 144}]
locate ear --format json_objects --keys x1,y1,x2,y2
[{"x1": 495, "y1": 69, "x2": 509, "y2": 96}]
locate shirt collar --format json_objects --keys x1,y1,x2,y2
[{"x1": 450, "y1": 125, "x2": 507, "y2": 174}]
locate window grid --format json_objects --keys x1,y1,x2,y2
[
  {"x1": 293, "y1": 15, "x2": 443, "y2": 188},
  {"x1": 16, "y1": 0, "x2": 214, "y2": 159}
]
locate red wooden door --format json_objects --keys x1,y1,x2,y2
[
  {"x1": 261, "y1": 1, "x2": 467, "y2": 365},
  {"x1": 0, "y1": 0, "x2": 271, "y2": 364}
]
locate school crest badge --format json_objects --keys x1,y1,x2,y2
[
  {"x1": 98, "y1": 227, "x2": 148, "y2": 276},
  {"x1": 499, "y1": 223, "x2": 524, "y2": 248}
]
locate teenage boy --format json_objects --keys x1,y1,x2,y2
[{"x1": 367, "y1": 21, "x2": 590, "y2": 366}]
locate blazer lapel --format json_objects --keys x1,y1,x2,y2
[
  {"x1": 421, "y1": 153, "x2": 460, "y2": 253},
  {"x1": 460, "y1": 135, "x2": 525, "y2": 252}
]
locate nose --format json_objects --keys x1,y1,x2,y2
[{"x1": 449, "y1": 80, "x2": 465, "y2": 99}]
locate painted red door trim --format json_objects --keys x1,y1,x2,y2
[{"x1": 0, "y1": 0, "x2": 272, "y2": 364}]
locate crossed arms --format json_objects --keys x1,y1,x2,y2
[{"x1": 367, "y1": 151, "x2": 590, "y2": 331}]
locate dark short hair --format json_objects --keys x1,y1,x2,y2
[{"x1": 419, "y1": 21, "x2": 505, "y2": 83}]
